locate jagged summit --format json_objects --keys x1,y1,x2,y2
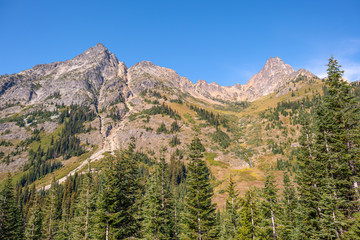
[{"x1": 0, "y1": 44, "x2": 318, "y2": 109}]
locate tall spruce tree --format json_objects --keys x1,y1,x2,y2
[
  {"x1": 259, "y1": 172, "x2": 279, "y2": 240},
  {"x1": 71, "y1": 161, "x2": 98, "y2": 239},
  {"x1": 142, "y1": 148, "x2": 175, "y2": 239},
  {"x1": 182, "y1": 137, "x2": 218, "y2": 240},
  {"x1": 25, "y1": 197, "x2": 44, "y2": 240},
  {"x1": 237, "y1": 187, "x2": 260, "y2": 240},
  {"x1": 296, "y1": 56, "x2": 360, "y2": 238},
  {"x1": 98, "y1": 138, "x2": 141, "y2": 239},
  {"x1": 44, "y1": 176, "x2": 61, "y2": 240},
  {"x1": 0, "y1": 173, "x2": 24, "y2": 240},
  {"x1": 220, "y1": 175, "x2": 240, "y2": 239},
  {"x1": 279, "y1": 172, "x2": 297, "y2": 239},
  {"x1": 295, "y1": 103, "x2": 323, "y2": 239}
]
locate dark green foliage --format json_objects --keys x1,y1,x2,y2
[
  {"x1": 170, "y1": 120, "x2": 181, "y2": 133},
  {"x1": 182, "y1": 137, "x2": 218, "y2": 239},
  {"x1": 71, "y1": 162, "x2": 98, "y2": 239},
  {"x1": 141, "y1": 89, "x2": 168, "y2": 101},
  {"x1": 98, "y1": 138, "x2": 141, "y2": 239},
  {"x1": 169, "y1": 135, "x2": 181, "y2": 147},
  {"x1": 211, "y1": 128, "x2": 231, "y2": 149},
  {"x1": 168, "y1": 149, "x2": 186, "y2": 186},
  {"x1": 25, "y1": 197, "x2": 44, "y2": 240},
  {"x1": 220, "y1": 176, "x2": 240, "y2": 239},
  {"x1": 19, "y1": 157, "x2": 62, "y2": 187},
  {"x1": 238, "y1": 187, "x2": 260, "y2": 239},
  {"x1": 170, "y1": 98, "x2": 183, "y2": 104},
  {"x1": 108, "y1": 106, "x2": 122, "y2": 122},
  {"x1": 142, "y1": 150, "x2": 175, "y2": 239},
  {"x1": 259, "y1": 172, "x2": 279, "y2": 239},
  {"x1": 45, "y1": 91, "x2": 61, "y2": 100},
  {"x1": 190, "y1": 105, "x2": 229, "y2": 127},
  {"x1": 279, "y1": 172, "x2": 297, "y2": 239},
  {"x1": 0, "y1": 140, "x2": 13, "y2": 146},
  {"x1": 295, "y1": 56, "x2": 360, "y2": 238},
  {"x1": 157, "y1": 122, "x2": 168, "y2": 134},
  {"x1": 213, "y1": 100, "x2": 250, "y2": 112},
  {"x1": 0, "y1": 174, "x2": 25, "y2": 239},
  {"x1": 142, "y1": 103, "x2": 181, "y2": 120}
]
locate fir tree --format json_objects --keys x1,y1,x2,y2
[
  {"x1": 279, "y1": 172, "x2": 297, "y2": 239},
  {"x1": 237, "y1": 187, "x2": 260, "y2": 240},
  {"x1": 295, "y1": 56, "x2": 360, "y2": 238},
  {"x1": 259, "y1": 172, "x2": 279, "y2": 240},
  {"x1": 25, "y1": 197, "x2": 44, "y2": 240},
  {"x1": 44, "y1": 176, "x2": 60, "y2": 240},
  {"x1": 182, "y1": 137, "x2": 218, "y2": 240},
  {"x1": 220, "y1": 175, "x2": 240, "y2": 239},
  {"x1": 0, "y1": 173, "x2": 24, "y2": 240},
  {"x1": 71, "y1": 161, "x2": 98, "y2": 239},
  {"x1": 98, "y1": 138, "x2": 141, "y2": 239},
  {"x1": 142, "y1": 148, "x2": 175, "y2": 240}
]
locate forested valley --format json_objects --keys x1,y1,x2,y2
[{"x1": 0, "y1": 57, "x2": 359, "y2": 240}]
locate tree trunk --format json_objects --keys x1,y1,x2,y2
[{"x1": 249, "y1": 190, "x2": 255, "y2": 240}]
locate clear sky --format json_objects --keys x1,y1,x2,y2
[{"x1": 1, "y1": 0, "x2": 360, "y2": 85}]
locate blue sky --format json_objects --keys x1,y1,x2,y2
[{"x1": 1, "y1": 0, "x2": 359, "y2": 85}]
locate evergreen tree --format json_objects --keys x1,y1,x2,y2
[
  {"x1": 182, "y1": 137, "x2": 218, "y2": 240},
  {"x1": 279, "y1": 172, "x2": 297, "y2": 239},
  {"x1": 71, "y1": 161, "x2": 98, "y2": 239},
  {"x1": 295, "y1": 56, "x2": 360, "y2": 238},
  {"x1": 220, "y1": 175, "x2": 240, "y2": 239},
  {"x1": 237, "y1": 187, "x2": 260, "y2": 240},
  {"x1": 25, "y1": 197, "x2": 44, "y2": 240},
  {"x1": 97, "y1": 138, "x2": 141, "y2": 239},
  {"x1": 142, "y1": 148, "x2": 175, "y2": 240},
  {"x1": 259, "y1": 172, "x2": 279, "y2": 240},
  {"x1": 0, "y1": 173, "x2": 24, "y2": 240},
  {"x1": 44, "y1": 177, "x2": 60, "y2": 240}
]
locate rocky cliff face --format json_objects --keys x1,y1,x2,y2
[
  {"x1": 0, "y1": 43, "x2": 320, "y2": 176},
  {"x1": 0, "y1": 43, "x2": 130, "y2": 109},
  {"x1": 245, "y1": 57, "x2": 296, "y2": 97},
  {"x1": 0, "y1": 43, "x2": 317, "y2": 108}
]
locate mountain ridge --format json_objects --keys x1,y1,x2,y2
[{"x1": 0, "y1": 43, "x2": 317, "y2": 108}]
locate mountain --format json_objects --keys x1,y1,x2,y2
[
  {"x1": 0, "y1": 43, "x2": 322, "y2": 198},
  {"x1": 0, "y1": 44, "x2": 316, "y2": 109}
]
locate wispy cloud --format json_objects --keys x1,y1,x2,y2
[{"x1": 306, "y1": 38, "x2": 360, "y2": 81}]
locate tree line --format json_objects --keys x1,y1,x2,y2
[{"x1": 0, "y1": 57, "x2": 359, "y2": 239}]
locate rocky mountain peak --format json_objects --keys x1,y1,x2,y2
[
  {"x1": 244, "y1": 57, "x2": 296, "y2": 98},
  {"x1": 261, "y1": 57, "x2": 295, "y2": 76},
  {"x1": 72, "y1": 42, "x2": 114, "y2": 63}
]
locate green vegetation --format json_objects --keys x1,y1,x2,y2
[
  {"x1": 169, "y1": 134, "x2": 181, "y2": 147},
  {"x1": 210, "y1": 128, "x2": 231, "y2": 149},
  {"x1": 190, "y1": 104, "x2": 229, "y2": 127},
  {"x1": 142, "y1": 103, "x2": 181, "y2": 120},
  {"x1": 0, "y1": 57, "x2": 359, "y2": 240}
]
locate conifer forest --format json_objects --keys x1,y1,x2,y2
[{"x1": 0, "y1": 54, "x2": 360, "y2": 240}]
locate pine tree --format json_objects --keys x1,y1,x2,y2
[
  {"x1": 295, "y1": 103, "x2": 324, "y2": 239},
  {"x1": 97, "y1": 138, "x2": 141, "y2": 239},
  {"x1": 182, "y1": 137, "x2": 218, "y2": 240},
  {"x1": 220, "y1": 175, "x2": 240, "y2": 239},
  {"x1": 295, "y1": 56, "x2": 360, "y2": 238},
  {"x1": 142, "y1": 148, "x2": 175, "y2": 239},
  {"x1": 259, "y1": 172, "x2": 279, "y2": 240},
  {"x1": 25, "y1": 197, "x2": 44, "y2": 240},
  {"x1": 237, "y1": 187, "x2": 260, "y2": 240},
  {"x1": 279, "y1": 172, "x2": 297, "y2": 239},
  {"x1": 44, "y1": 176, "x2": 60, "y2": 239},
  {"x1": 0, "y1": 173, "x2": 24, "y2": 240},
  {"x1": 71, "y1": 161, "x2": 98, "y2": 239}
]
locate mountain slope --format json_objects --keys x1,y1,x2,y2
[{"x1": 0, "y1": 43, "x2": 322, "y2": 204}]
